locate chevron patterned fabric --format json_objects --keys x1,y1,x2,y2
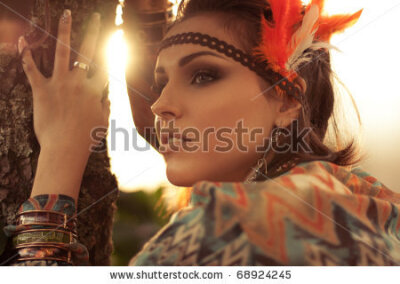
[{"x1": 130, "y1": 161, "x2": 400, "y2": 265}]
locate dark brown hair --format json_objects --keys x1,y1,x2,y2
[{"x1": 167, "y1": 0, "x2": 363, "y2": 179}]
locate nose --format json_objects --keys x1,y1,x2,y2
[{"x1": 150, "y1": 89, "x2": 182, "y2": 121}]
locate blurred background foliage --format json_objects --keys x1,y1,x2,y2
[{"x1": 111, "y1": 186, "x2": 172, "y2": 266}]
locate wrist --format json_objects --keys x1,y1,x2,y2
[
  {"x1": 40, "y1": 137, "x2": 94, "y2": 155},
  {"x1": 31, "y1": 144, "x2": 91, "y2": 202}
]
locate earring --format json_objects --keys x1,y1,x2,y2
[
  {"x1": 244, "y1": 153, "x2": 267, "y2": 183},
  {"x1": 271, "y1": 124, "x2": 285, "y2": 143},
  {"x1": 245, "y1": 126, "x2": 283, "y2": 183}
]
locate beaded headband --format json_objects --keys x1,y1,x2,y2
[
  {"x1": 157, "y1": 32, "x2": 304, "y2": 103},
  {"x1": 156, "y1": 0, "x2": 362, "y2": 107}
]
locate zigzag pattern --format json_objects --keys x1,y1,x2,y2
[{"x1": 129, "y1": 160, "x2": 400, "y2": 266}]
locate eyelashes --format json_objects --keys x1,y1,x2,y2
[
  {"x1": 192, "y1": 68, "x2": 220, "y2": 85},
  {"x1": 151, "y1": 68, "x2": 220, "y2": 95}
]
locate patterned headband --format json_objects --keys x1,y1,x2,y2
[
  {"x1": 156, "y1": 0, "x2": 362, "y2": 106},
  {"x1": 156, "y1": 32, "x2": 304, "y2": 103}
]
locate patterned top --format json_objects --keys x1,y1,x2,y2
[
  {"x1": 1, "y1": 160, "x2": 400, "y2": 265},
  {"x1": 129, "y1": 160, "x2": 400, "y2": 265}
]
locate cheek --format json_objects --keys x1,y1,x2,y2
[
  {"x1": 189, "y1": 75, "x2": 274, "y2": 127},
  {"x1": 164, "y1": 77, "x2": 276, "y2": 185},
  {"x1": 198, "y1": 76, "x2": 275, "y2": 149}
]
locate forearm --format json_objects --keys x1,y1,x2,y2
[
  {"x1": 3, "y1": 146, "x2": 91, "y2": 266},
  {"x1": 31, "y1": 145, "x2": 91, "y2": 205},
  {"x1": 5, "y1": 187, "x2": 90, "y2": 266}
]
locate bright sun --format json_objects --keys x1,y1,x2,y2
[{"x1": 104, "y1": 1, "x2": 177, "y2": 192}]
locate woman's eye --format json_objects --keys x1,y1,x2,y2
[
  {"x1": 151, "y1": 69, "x2": 219, "y2": 95},
  {"x1": 191, "y1": 70, "x2": 218, "y2": 85}
]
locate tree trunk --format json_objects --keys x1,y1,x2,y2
[{"x1": 0, "y1": 0, "x2": 119, "y2": 265}]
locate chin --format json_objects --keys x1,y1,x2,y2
[
  {"x1": 163, "y1": 152, "x2": 246, "y2": 186},
  {"x1": 166, "y1": 167, "x2": 199, "y2": 187},
  {"x1": 164, "y1": 155, "x2": 208, "y2": 187},
  {"x1": 167, "y1": 178, "x2": 194, "y2": 187}
]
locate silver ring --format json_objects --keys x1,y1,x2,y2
[{"x1": 73, "y1": 61, "x2": 90, "y2": 72}]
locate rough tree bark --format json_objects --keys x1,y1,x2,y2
[{"x1": 0, "y1": 0, "x2": 119, "y2": 265}]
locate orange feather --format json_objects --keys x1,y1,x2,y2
[
  {"x1": 315, "y1": 10, "x2": 363, "y2": 41},
  {"x1": 252, "y1": 0, "x2": 362, "y2": 77},
  {"x1": 252, "y1": 0, "x2": 303, "y2": 73}
]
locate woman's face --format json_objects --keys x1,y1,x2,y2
[{"x1": 152, "y1": 14, "x2": 284, "y2": 187}]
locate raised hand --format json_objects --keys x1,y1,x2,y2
[{"x1": 18, "y1": 9, "x2": 109, "y2": 154}]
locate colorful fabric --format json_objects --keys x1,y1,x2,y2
[
  {"x1": 1, "y1": 160, "x2": 399, "y2": 266},
  {"x1": 16, "y1": 194, "x2": 76, "y2": 216},
  {"x1": 129, "y1": 160, "x2": 400, "y2": 265}
]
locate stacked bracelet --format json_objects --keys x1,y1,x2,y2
[
  {"x1": 17, "y1": 246, "x2": 71, "y2": 262},
  {"x1": 15, "y1": 210, "x2": 77, "y2": 234},
  {"x1": 13, "y1": 229, "x2": 77, "y2": 247},
  {"x1": 11, "y1": 194, "x2": 78, "y2": 265}
]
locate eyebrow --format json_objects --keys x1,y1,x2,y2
[{"x1": 154, "y1": 51, "x2": 228, "y2": 74}]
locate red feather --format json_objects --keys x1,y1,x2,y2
[
  {"x1": 252, "y1": 0, "x2": 303, "y2": 73},
  {"x1": 252, "y1": 0, "x2": 362, "y2": 78},
  {"x1": 315, "y1": 10, "x2": 363, "y2": 42}
]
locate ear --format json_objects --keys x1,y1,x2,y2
[
  {"x1": 294, "y1": 76, "x2": 307, "y2": 94},
  {"x1": 274, "y1": 97, "x2": 302, "y2": 128},
  {"x1": 274, "y1": 76, "x2": 306, "y2": 127}
]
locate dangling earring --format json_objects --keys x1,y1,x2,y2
[
  {"x1": 271, "y1": 126, "x2": 285, "y2": 144},
  {"x1": 245, "y1": 126, "x2": 283, "y2": 183},
  {"x1": 255, "y1": 149, "x2": 269, "y2": 177}
]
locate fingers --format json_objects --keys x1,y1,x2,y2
[
  {"x1": 74, "y1": 12, "x2": 101, "y2": 74},
  {"x1": 53, "y1": 9, "x2": 72, "y2": 77},
  {"x1": 18, "y1": 37, "x2": 45, "y2": 89}
]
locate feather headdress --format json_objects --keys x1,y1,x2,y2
[{"x1": 252, "y1": 0, "x2": 363, "y2": 81}]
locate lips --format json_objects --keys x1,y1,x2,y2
[{"x1": 160, "y1": 131, "x2": 193, "y2": 146}]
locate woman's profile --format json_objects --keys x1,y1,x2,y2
[{"x1": 1, "y1": 0, "x2": 400, "y2": 266}]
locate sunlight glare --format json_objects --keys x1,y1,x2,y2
[
  {"x1": 105, "y1": 23, "x2": 169, "y2": 192},
  {"x1": 106, "y1": 30, "x2": 128, "y2": 75},
  {"x1": 115, "y1": 3, "x2": 124, "y2": 26},
  {"x1": 169, "y1": 0, "x2": 179, "y2": 17}
]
